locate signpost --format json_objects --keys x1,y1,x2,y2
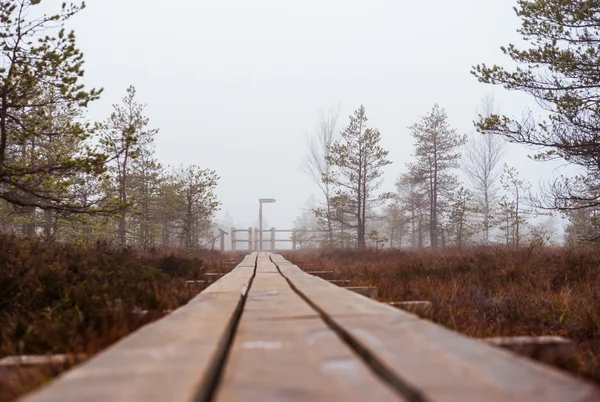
[{"x1": 259, "y1": 198, "x2": 276, "y2": 250}]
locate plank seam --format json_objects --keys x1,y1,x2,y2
[
  {"x1": 271, "y1": 257, "x2": 428, "y2": 402},
  {"x1": 193, "y1": 255, "x2": 258, "y2": 402}
]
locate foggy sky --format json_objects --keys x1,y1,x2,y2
[{"x1": 67, "y1": 0, "x2": 563, "y2": 231}]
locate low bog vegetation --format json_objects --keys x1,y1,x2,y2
[
  {"x1": 0, "y1": 236, "x2": 238, "y2": 402},
  {"x1": 285, "y1": 246, "x2": 600, "y2": 384},
  {"x1": 4, "y1": 242, "x2": 600, "y2": 400}
]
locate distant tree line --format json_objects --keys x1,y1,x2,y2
[
  {"x1": 0, "y1": 1, "x2": 220, "y2": 249},
  {"x1": 299, "y1": 99, "x2": 551, "y2": 249},
  {"x1": 298, "y1": 0, "x2": 600, "y2": 248}
]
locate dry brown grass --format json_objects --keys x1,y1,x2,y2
[
  {"x1": 284, "y1": 246, "x2": 600, "y2": 384},
  {"x1": 6, "y1": 242, "x2": 599, "y2": 399},
  {"x1": 0, "y1": 236, "x2": 242, "y2": 402}
]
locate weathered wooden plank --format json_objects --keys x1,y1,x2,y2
[
  {"x1": 272, "y1": 254, "x2": 600, "y2": 402},
  {"x1": 484, "y1": 336, "x2": 576, "y2": 364},
  {"x1": 214, "y1": 255, "x2": 401, "y2": 402},
  {"x1": 306, "y1": 270, "x2": 335, "y2": 279},
  {"x1": 328, "y1": 279, "x2": 351, "y2": 285},
  {"x1": 345, "y1": 286, "x2": 378, "y2": 299},
  {"x1": 18, "y1": 254, "x2": 258, "y2": 402},
  {"x1": 389, "y1": 301, "x2": 433, "y2": 319}
]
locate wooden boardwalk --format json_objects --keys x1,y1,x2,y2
[{"x1": 19, "y1": 253, "x2": 600, "y2": 401}]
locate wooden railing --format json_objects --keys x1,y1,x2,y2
[
  {"x1": 18, "y1": 253, "x2": 600, "y2": 401},
  {"x1": 230, "y1": 227, "x2": 326, "y2": 251}
]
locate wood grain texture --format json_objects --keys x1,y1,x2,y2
[
  {"x1": 18, "y1": 254, "x2": 258, "y2": 402},
  {"x1": 273, "y1": 254, "x2": 600, "y2": 402},
  {"x1": 214, "y1": 255, "x2": 402, "y2": 402}
]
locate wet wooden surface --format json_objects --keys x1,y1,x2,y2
[{"x1": 214, "y1": 255, "x2": 400, "y2": 401}]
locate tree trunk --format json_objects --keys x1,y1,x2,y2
[
  {"x1": 515, "y1": 186, "x2": 521, "y2": 247},
  {"x1": 325, "y1": 192, "x2": 334, "y2": 248},
  {"x1": 21, "y1": 206, "x2": 36, "y2": 237},
  {"x1": 418, "y1": 213, "x2": 424, "y2": 249},
  {"x1": 118, "y1": 212, "x2": 126, "y2": 246}
]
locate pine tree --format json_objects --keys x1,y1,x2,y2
[
  {"x1": 130, "y1": 137, "x2": 162, "y2": 251},
  {"x1": 326, "y1": 105, "x2": 392, "y2": 247},
  {"x1": 396, "y1": 171, "x2": 429, "y2": 248},
  {"x1": 174, "y1": 165, "x2": 220, "y2": 249},
  {"x1": 156, "y1": 172, "x2": 182, "y2": 246},
  {"x1": 99, "y1": 86, "x2": 158, "y2": 246},
  {"x1": 473, "y1": 0, "x2": 600, "y2": 213},
  {"x1": 0, "y1": 1, "x2": 105, "y2": 214},
  {"x1": 564, "y1": 206, "x2": 600, "y2": 244},
  {"x1": 446, "y1": 187, "x2": 477, "y2": 249},
  {"x1": 383, "y1": 201, "x2": 408, "y2": 249},
  {"x1": 409, "y1": 104, "x2": 466, "y2": 248}
]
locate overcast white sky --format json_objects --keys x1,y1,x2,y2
[{"x1": 66, "y1": 0, "x2": 565, "y2": 231}]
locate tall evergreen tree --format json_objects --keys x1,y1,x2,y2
[
  {"x1": 99, "y1": 86, "x2": 157, "y2": 246},
  {"x1": 130, "y1": 133, "x2": 162, "y2": 251},
  {"x1": 408, "y1": 104, "x2": 466, "y2": 248},
  {"x1": 326, "y1": 105, "x2": 392, "y2": 247}
]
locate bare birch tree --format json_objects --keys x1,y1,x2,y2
[
  {"x1": 463, "y1": 96, "x2": 506, "y2": 242},
  {"x1": 302, "y1": 106, "x2": 339, "y2": 247},
  {"x1": 499, "y1": 164, "x2": 531, "y2": 247}
]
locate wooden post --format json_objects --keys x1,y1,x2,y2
[
  {"x1": 270, "y1": 227, "x2": 275, "y2": 252},
  {"x1": 248, "y1": 227, "x2": 253, "y2": 252},
  {"x1": 259, "y1": 202, "x2": 263, "y2": 251},
  {"x1": 231, "y1": 227, "x2": 236, "y2": 251},
  {"x1": 254, "y1": 228, "x2": 259, "y2": 251},
  {"x1": 292, "y1": 228, "x2": 297, "y2": 250},
  {"x1": 219, "y1": 229, "x2": 228, "y2": 251}
]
